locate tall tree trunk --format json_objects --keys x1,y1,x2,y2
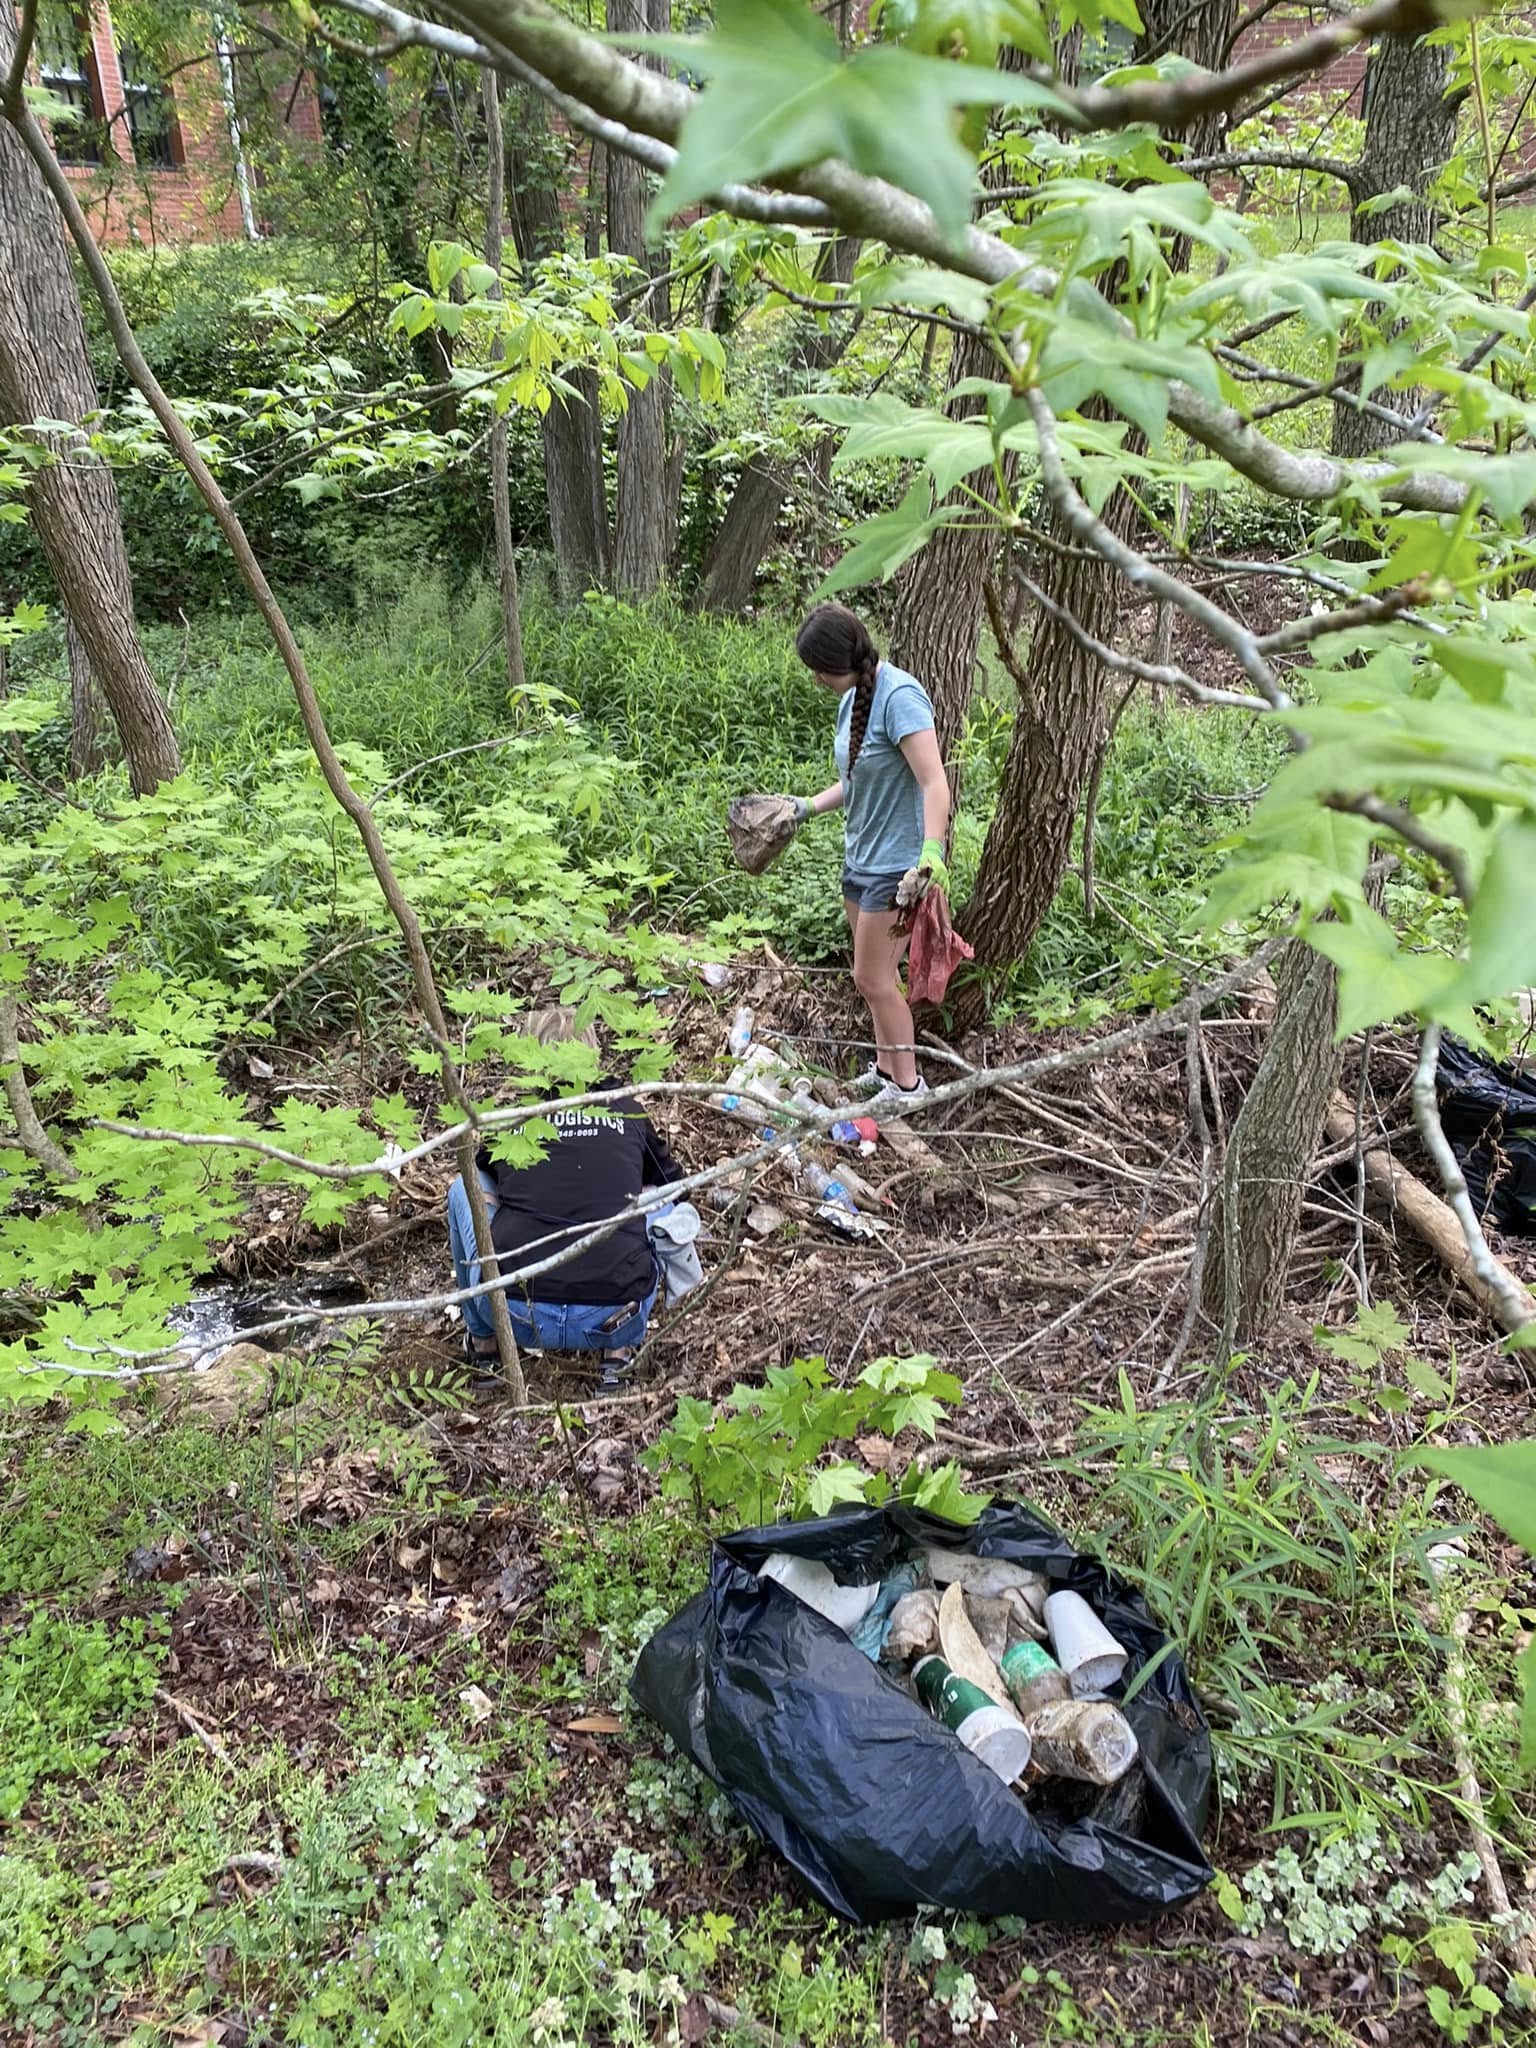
[
  {"x1": 1201, "y1": 944, "x2": 1341, "y2": 1348},
  {"x1": 1332, "y1": 37, "x2": 1459, "y2": 458},
  {"x1": 700, "y1": 235, "x2": 860, "y2": 613},
  {"x1": 607, "y1": 0, "x2": 674, "y2": 596},
  {"x1": 504, "y1": 83, "x2": 609, "y2": 592},
  {"x1": 482, "y1": 72, "x2": 526, "y2": 695},
  {"x1": 956, "y1": 0, "x2": 1238, "y2": 979},
  {"x1": 0, "y1": 8, "x2": 179, "y2": 796},
  {"x1": 959, "y1": 515, "x2": 1135, "y2": 979},
  {"x1": 887, "y1": 327, "x2": 1007, "y2": 766}
]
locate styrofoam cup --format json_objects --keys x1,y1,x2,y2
[
  {"x1": 759, "y1": 1554, "x2": 880, "y2": 1634},
  {"x1": 1044, "y1": 1589, "x2": 1128, "y2": 1696}
]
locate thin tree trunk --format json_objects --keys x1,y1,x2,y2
[
  {"x1": 1332, "y1": 37, "x2": 1459, "y2": 458},
  {"x1": 482, "y1": 71, "x2": 525, "y2": 694},
  {"x1": 1201, "y1": 942, "x2": 1341, "y2": 1348},
  {"x1": 608, "y1": 0, "x2": 672, "y2": 596},
  {"x1": 0, "y1": 6, "x2": 178, "y2": 796}
]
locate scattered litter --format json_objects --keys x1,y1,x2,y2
[
  {"x1": 632, "y1": 1502, "x2": 1213, "y2": 1924},
  {"x1": 700, "y1": 962, "x2": 732, "y2": 989},
  {"x1": 247, "y1": 1055, "x2": 275, "y2": 1080},
  {"x1": 830, "y1": 1116, "x2": 879, "y2": 1150},
  {"x1": 728, "y1": 1006, "x2": 755, "y2": 1058},
  {"x1": 746, "y1": 1201, "x2": 786, "y2": 1236},
  {"x1": 458, "y1": 1684, "x2": 495, "y2": 1726},
  {"x1": 814, "y1": 1202, "x2": 888, "y2": 1241},
  {"x1": 801, "y1": 1158, "x2": 857, "y2": 1214}
]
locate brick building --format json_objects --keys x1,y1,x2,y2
[{"x1": 34, "y1": 0, "x2": 322, "y2": 246}]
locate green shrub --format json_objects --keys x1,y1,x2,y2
[{"x1": 0, "y1": 1611, "x2": 166, "y2": 1819}]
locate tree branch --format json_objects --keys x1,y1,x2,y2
[
  {"x1": 1176, "y1": 148, "x2": 1362, "y2": 192},
  {"x1": 1009, "y1": 566, "x2": 1273, "y2": 709},
  {"x1": 1, "y1": 947, "x2": 78, "y2": 1184},
  {"x1": 1255, "y1": 582, "x2": 1426, "y2": 652},
  {"x1": 1, "y1": 0, "x2": 38, "y2": 114}
]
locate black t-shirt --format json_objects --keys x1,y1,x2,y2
[{"x1": 475, "y1": 1081, "x2": 682, "y2": 1307}]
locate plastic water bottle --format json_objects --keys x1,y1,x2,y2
[
  {"x1": 801, "y1": 1160, "x2": 856, "y2": 1212},
  {"x1": 727, "y1": 1006, "x2": 754, "y2": 1057}
]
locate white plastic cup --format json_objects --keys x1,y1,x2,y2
[
  {"x1": 758, "y1": 1554, "x2": 880, "y2": 1635},
  {"x1": 1045, "y1": 1589, "x2": 1128, "y2": 1696}
]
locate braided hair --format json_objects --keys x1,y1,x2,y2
[{"x1": 795, "y1": 603, "x2": 880, "y2": 780}]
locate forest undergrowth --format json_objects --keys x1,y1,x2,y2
[{"x1": 2, "y1": 584, "x2": 1533, "y2": 2047}]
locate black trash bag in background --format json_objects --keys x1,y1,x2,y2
[
  {"x1": 630, "y1": 1501, "x2": 1213, "y2": 1926},
  {"x1": 1436, "y1": 1035, "x2": 1536, "y2": 1235}
]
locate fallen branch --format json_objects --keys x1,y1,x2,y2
[
  {"x1": 155, "y1": 1689, "x2": 232, "y2": 1766},
  {"x1": 1323, "y1": 1075, "x2": 1536, "y2": 1335}
]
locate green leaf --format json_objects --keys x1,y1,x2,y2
[
  {"x1": 805, "y1": 1462, "x2": 872, "y2": 1515},
  {"x1": 633, "y1": 0, "x2": 1066, "y2": 241},
  {"x1": 1438, "y1": 818, "x2": 1536, "y2": 1014},
  {"x1": 817, "y1": 475, "x2": 950, "y2": 592},
  {"x1": 1303, "y1": 904, "x2": 1461, "y2": 1035},
  {"x1": 1416, "y1": 1440, "x2": 1536, "y2": 1554}
]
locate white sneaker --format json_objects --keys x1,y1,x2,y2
[
  {"x1": 849, "y1": 1062, "x2": 891, "y2": 1098},
  {"x1": 865, "y1": 1075, "x2": 930, "y2": 1116}
]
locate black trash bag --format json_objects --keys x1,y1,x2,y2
[
  {"x1": 1437, "y1": 1035, "x2": 1536, "y2": 1235},
  {"x1": 630, "y1": 1501, "x2": 1213, "y2": 1926}
]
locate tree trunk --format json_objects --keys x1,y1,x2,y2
[
  {"x1": 0, "y1": 8, "x2": 179, "y2": 796},
  {"x1": 955, "y1": 0, "x2": 1239, "y2": 979},
  {"x1": 959, "y1": 517, "x2": 1135, "y2": 979},
  {"x1": 1332, "y1": 37, "x2": 1459, "y2": 458},
  {"x1": 482, "y1": 71, "x2": 526, "y2": 695},
  {"x1": 887, "y1": 327, "x2": 1007, "y2": 766},
  {"x1": 700, "y1": 236, "x2": 860, "y2": 613},
  {"x1": 700, "y1": 455, "x2": 790, "y2": 612},
  {"x1": 66, "y1": 617, "x2": 105, "y2": 780},
  {"x1": 607, "y1": 0, "x2": 675, "y2": 596},
  {"x1": 502, "y1": 81, "x2": 610, "y2": 592},
  {"x1": 1201, "y1": 943, "x2": 1341, "y2": 1348}
]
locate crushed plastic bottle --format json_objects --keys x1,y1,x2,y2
[
  {"x1": 801, "y1": 1159, "x2": 856, "y2": 1212},
  {"x1": 1025, "y1": 1697, "x2": 1138, "y2": 1786},
  {"x1": 727, "y1": 1006, "x2": 754, "y2": 1057}
]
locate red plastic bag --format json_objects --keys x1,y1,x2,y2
[{"x1": 904, "y1": 887, "x2": 973, "y2": 1004}]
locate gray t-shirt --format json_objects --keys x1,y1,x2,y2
[{"x1": 835, "y1": 660, "x2": 935, "y2": 878}]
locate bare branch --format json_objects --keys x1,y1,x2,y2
[
  {"x1": 1255, "y1": 582, "x2": 1426, "y2": 653},
  {"x1": 1, "y1": 0, "x2": 39, "y2": 114},
  {"x1": 1025, "y1": 385, "x2": 1291, "y2": 708},
  {"x1": 1412, "y1": 1024, "x2": 1536, "y2": 1335},
  {"x1": 1215, "y1": 345, "x2": 1444, "y2": 443},
  {"x1": 1176, "y1": 148, "x2": 1362, "y2": 192},
  {"x1": 1011, "y1": 567, "x2": 1273, "y2": 709},
  {"x1": 1326, "y1": 795, "x2": 1476, "y2": 906}
]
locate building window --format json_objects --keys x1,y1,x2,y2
[
  {"x1": 117, "y1": 43, "x2": 182, "y2": 169},
  {"x1": 35, "y1": 16, "x2": 105, "y2": 165}
]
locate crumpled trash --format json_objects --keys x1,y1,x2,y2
[
  {"x1": 1436, "y1": 1033, "x2": 1536, "y2": 1233},
  {"x1": 630, "y1": 1500, "x2": 1213, "y2": 1925},
  {"x1": 901, "y1": 886, "x2": 974, "y2": 1005},
  {"x1": 727, "y1": 794, "x2": 800, "y2": 876}
]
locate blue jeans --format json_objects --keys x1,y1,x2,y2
[{"x1": 446, "y1": 1172, "x2": 658, "y2": 1352}]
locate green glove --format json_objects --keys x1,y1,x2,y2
[
  {"x1": 919, "y1": 837, "x2": 950, "y2": 895},
  {"x1": 792, "y1": 797, "x2": 813, "y2": 825}
]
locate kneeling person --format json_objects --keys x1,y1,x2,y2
[{"x1": 447, "y1": 1074, "x2": 682, "y2": 1373}]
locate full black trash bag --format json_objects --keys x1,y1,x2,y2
[
  {"x1": 630, "y1": 1501, "x2": 1213, "y2": 1926},
  {"x1": 1437, "y1": 1034, "x2": 1536, "y2": 1234}
]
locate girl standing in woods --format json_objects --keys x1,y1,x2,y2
[{"x1": 783, "y1": 602, "x2": 951, "y2": 1110}]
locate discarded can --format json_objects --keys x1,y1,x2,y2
[
  {"x1": 728, "y1": 1007, "x2": 754, "y2": 1058},
  {"x1": 1045, "y1": 1590, "x2": 1129, "y2": 1697},
  {"x1": 1026, "y1": 1697, "x2": 1138, "y2": 1786},
  {"x1": 913, "y1": 1656, "x2": 1033, "y2": 1784},
  {"x1": 1000, "y1": 1639, "x2": 1072, "y2": 1720},
  {"x1": 830, "y1": 1117, "x2": 879, "y2": 1147}
]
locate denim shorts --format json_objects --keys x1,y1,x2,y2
[{"x1": 842, "y1": 867, "x2": 909, "y2": 913}]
